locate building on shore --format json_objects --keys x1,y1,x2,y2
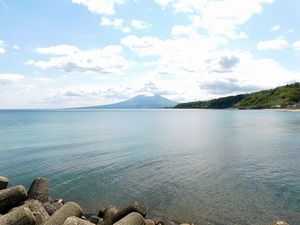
[{"x1": 271, "y1": 105, "x2": 282, "y2": 109}]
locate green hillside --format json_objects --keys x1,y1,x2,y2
[
  {"x1": 175, "y1": 94, "x2": 247, "y2": 109},
  {"x1": 235, "y1": 83, "x2": 300, "y2": 109},
  {"x1": 175, "y1": 83, "x2": 300, "y2": 109}
]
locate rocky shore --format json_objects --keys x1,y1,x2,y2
[{"x1": 0, "y1": 176, "x2": 290, "y2": 225}]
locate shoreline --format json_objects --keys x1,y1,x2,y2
[
  {"x1": 0, "y1": 176, "x2": 291, "y2": 225},
  {"x1": 264, "y1": 108, "x2": 300, "y2": 112}
]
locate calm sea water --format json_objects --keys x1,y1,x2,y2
[{"x1": 0, "y1": 109, "x2": 299, "y2": 225}]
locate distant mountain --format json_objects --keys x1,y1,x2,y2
[
  {"x1": 80, "y1": 94, "x2": 177, "y2": 109},
  {"x1": 175, "y1": 83, "x2": 300, "y2": 109}
]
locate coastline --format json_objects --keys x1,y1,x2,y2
[
  {"x1": 0, "y1": 176, "x2": 291, "y2": 225},
  {"x1": 264, "y1": 108, "x2": 300, "y2": 112}
]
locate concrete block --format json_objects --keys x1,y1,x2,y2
[
  {"x1": 28, "y1": 177, "x2": 49, "y2": 203},
  {"x1": 0, "y1": 206, "x2": 35, "y2": 225},
  {"x1": 0, "y1": 177, "x2": 9, "y2": 190},
  {"x1": 0, "y1": 185, "x2": 27, "y2": 214},
  {"x1": 43, "y1": 202, "x2": 83, "y2": 225},
  {"x1": 113, "y1": 212, "x2": 145, "y2": 225}
]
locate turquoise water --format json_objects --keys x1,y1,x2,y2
[{"x1": 0, "y1": 109, "x2": 299, "y2": 225}]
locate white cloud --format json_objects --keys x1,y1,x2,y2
[
  {"x1": 0, "y1": 74, "x2": 25, "y2": 85},
  {"x1": 101, "y1": 18, "x2": 151, "y2": 33},
  {"x1": 292, "y1": 40, "x2": 300, "y2": 51},
  {"x1": 101, "y1": 17, "x2": 123, "y2": 27},
  {"x1": 122, "y1": 27, "x2": 131, "y2": 33},
  {"x1": 155, "y1": 0, "x2": 272, "y2": 40},
  {"x1": 100, "y1": 17, "x2": 131, "y2": 33},
  {"x1": 271, "y1": 25, "x2": 280, "y2": 32},
  {"x1": 4, "y1": 0, "x2": 300, "y2": 108},
  {"x1": 13, "y1": 45, "x2": 19, "y2": 50},
  {"x1": 28, "y1": 45, "x2": 130, "y2": 75},
  {"x1": 257, "y1": 38, "x2": 288, "y2": 50},
  {"x1": 36, "y1": 45, "x2": 80, "y2": 55},
  {"x1": 121, "y1": 35, "x2": 164, "y2": 56},
  {"x1": 20, "y1": 84, "x2": 35, "y2": 94},
  {"x1": 0, "y1": 73, "x2": 64, "y2": 108},
  {"x1": 122, "y1": 33, "x2": 299, "y2": 100},
  {"x1": 33, "y1": 77, "x2": 53, "y2": 82},
  {"x1": 71, "y1": 0, "x2": 125, "y2": 15},
  {"x1": 199, "y1": 78, "x2": 260, "y2": 95},
  {"x1": 45, "y1": 80, "x2": 176, "y2": 107},
  {"x1": 131, "y1": 19, "x2": 152, "y2": 29},
  {"x1": 47, "y1": 89, "x2": 102, "y2": 103},
  {"x1": 121, "y1": 34, "x2": 225, "y2": 77},
  {"x1": 0, "y1": 39, "x2": 5, "y2": 54},
  {"x1": 171, "y1": 25, "x2": 196, "y2": 37}
]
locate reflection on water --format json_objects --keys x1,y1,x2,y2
[{"x1": 0, "y1": 109, "x2": 299, "y2": 225}]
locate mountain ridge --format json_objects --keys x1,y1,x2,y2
[
  {"x1": 175, "y1": 83, "x2": 300, "y2": 109},
  {"x1": 78, "y1": 94, "x2": 177, "y2": 109}
]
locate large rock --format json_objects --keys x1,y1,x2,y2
[
  {"x1": 0, "y1": 206, "x2": 36, "y2": 225},
  {"x1": 28, "y1": 177, "x2": 49, "y2": 203},
  {"x1": 113, "y1": 212, "x2": 145, "y2": 225},
  {"x1": 63, "y1": 216, "x2": 94, "y2": 225},
  {"x1": 0, "y1": 176, "x2": 9, "y2": 190},
  {"x1": 43, "y1": 202, "x2": 83, "y2": 225},
  {"x1": 0, "y1": 185, "x2": 27, "y2": 214}
]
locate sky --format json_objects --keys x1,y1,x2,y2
[{"x1": 0, "y1": 0, "x2": 300, "y2": 108}]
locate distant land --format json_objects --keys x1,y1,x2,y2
[
  {"x1": 175, "y1": 82, "x2": 300, "y2": 109},
  {"x1": 78, "y1": 94, "x2": 177, "y2": 109}
]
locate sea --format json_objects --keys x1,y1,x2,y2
[{"x1": 0, "y1": 109, "x2": 299, "y2": 225}]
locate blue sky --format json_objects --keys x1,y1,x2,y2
[{"x1": 0, "y1": 0, "x2": 300, "y2": 108}]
